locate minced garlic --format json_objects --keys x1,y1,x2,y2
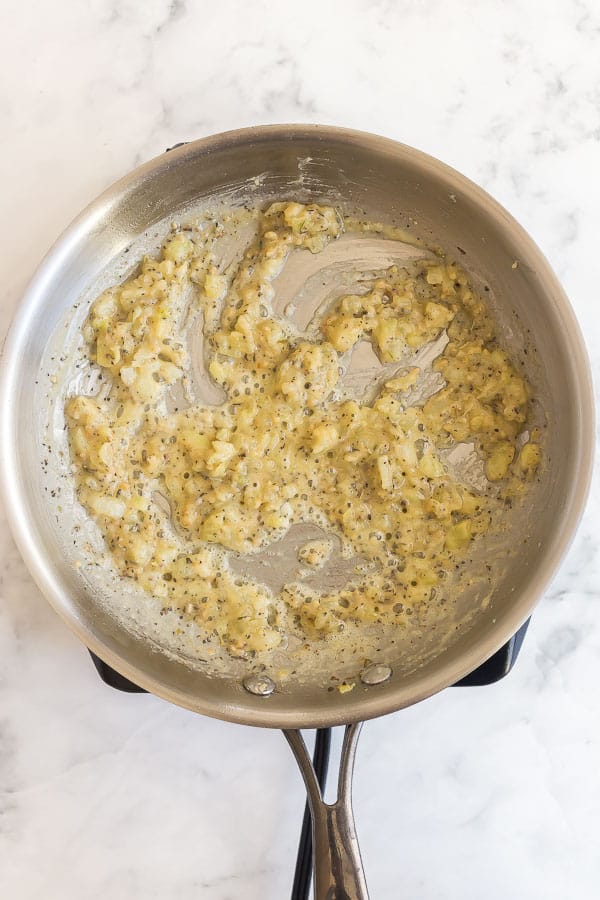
[{"x1": 65, "y1": 202, "x2": 540, "y2": 656}]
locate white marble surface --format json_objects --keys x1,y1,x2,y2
[{"x1": 1, "y1": 1, "x2": 600, "y2": 897}]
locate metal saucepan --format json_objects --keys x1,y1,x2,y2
[{"x1": 0, "y1": 126, "x2": 594, "y2": 898}]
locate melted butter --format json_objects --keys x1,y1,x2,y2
[{"x1": 65, "y1": 201, "x2": 540, "y2": 656}]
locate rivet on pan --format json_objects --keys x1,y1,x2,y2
[
  {"x1": 243, "y1": 674, "x2": 276, "y2": 696},
  {"x1": 360, "y1": 664, "x2": 392, "y2": 686}
]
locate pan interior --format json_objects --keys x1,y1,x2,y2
[{"x1": 7, "y1": 129, "x2": 588, "y2": 726}]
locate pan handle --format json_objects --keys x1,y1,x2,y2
[{"x1": 284, "y1": 723, "x2": 369, "y2": 900}]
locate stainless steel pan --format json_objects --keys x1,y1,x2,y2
[{"x1": 0, "y1": 126, "x2": 594, "y2": 898}]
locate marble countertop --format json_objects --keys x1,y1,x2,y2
[{"x1": 1, "y1": 1, "x2": 599, "y2": 897}]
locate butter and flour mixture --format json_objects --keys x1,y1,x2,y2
[{"x1": 65, "y1": 202, "x2": 541, "y2": 656}]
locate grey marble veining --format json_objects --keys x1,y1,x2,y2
[{"x1": 1, "y1": 0, "x2": 600, "y2": 897}]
